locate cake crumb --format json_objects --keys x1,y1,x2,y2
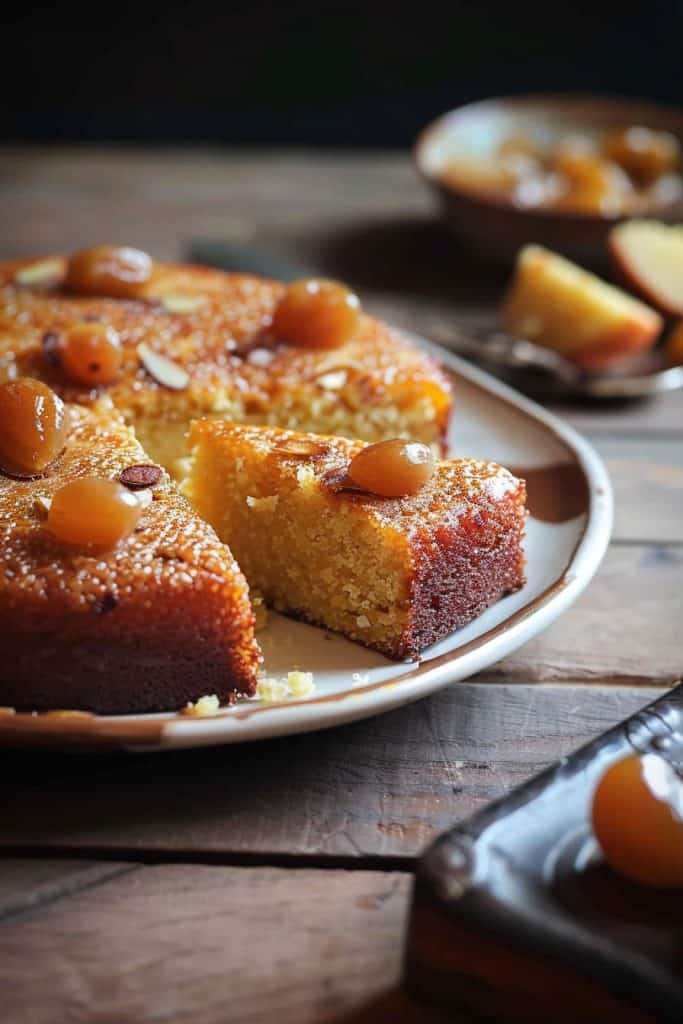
[
  {"x1": 356, "y1": 615, "x2": 371, "y2": 629},
  {"x1": 256, "y1": 671, "x2": 316, "y2": 702},
  {"x1": 256, "y1": 677, "x2": 291, "y2": 703},
  {"x1": 287, "y1": 670, "x2": 315, "y2": 698},
  {"x1": 296, "y1": 464, "x2": 316, "y2": 488},
  {"x1": 180, "y1": 694, "x2": 220, "y2": 717},
  {"x1": 252, "y1": 590, "x2": 269, "y2": 632},
  {"x1": 246, "y1": 494, "x2": 279, "y2": 512}
]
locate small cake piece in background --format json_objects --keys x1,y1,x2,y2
[
  {"x1": 502, "y1": 244, "x2": 663, "y2": 370},
  {"x1": 609, "y1": 219, "x2": 683, "y2": 317},
  {"x1": 184, "y1": 422, "x2": 526, "y2": 660}
]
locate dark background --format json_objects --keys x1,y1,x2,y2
[{"x1": 3, "y1": 1, "x2": 682, "y2": 146}]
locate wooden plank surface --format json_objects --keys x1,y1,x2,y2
[
  {"x1": 0, "y1": 684, "x2": 659, "y2": 861},
  {"x1": 0, "y1": 859, "x2": 134, "y2": 922},
  {"x1": 493, "y1": 544, "x2": 683, "y2": 685},
  {"x1": 592, "y1": 439, "x2": 683, "y2": 543},
  {"x1": 0, "y1": 864, "x2": 421, "y2": 1024}
]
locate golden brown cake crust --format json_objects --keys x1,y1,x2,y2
[
  {"x1": 0, "y1": 257, "x2": 451, "y2": 449},
  {"x1": 0, "y1": 404, "x2": 260, "y2": 713},
  {"x1": 187, "y1": 422, "x2": 527, "y2": 660}
]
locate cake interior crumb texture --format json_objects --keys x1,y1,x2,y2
[{"x1": 185, "y1": 423, "x2": 527, "y2": 660}]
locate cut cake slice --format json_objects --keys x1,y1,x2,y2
[
  {"x1": 0, "y1": 402, "x2": 260, "y2": 714},
  {"x1": 185, "y1": 422, "x2": 527, "y2": 660}
]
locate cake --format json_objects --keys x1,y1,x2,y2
[
  {"x1": 0, "y1": 394, "x2": 260, "y2": 714},
  {"x1": 184, "y1": 422, "x2": 527, "y2": 660},
  {"x1": 0, "y1": 251, "x2": 452, "y2": 475},
  {"x1": 0, "y1": 246, "x2": 525, "y2": 715}
]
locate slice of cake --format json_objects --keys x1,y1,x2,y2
[
  {"x1": 184, "y1": 422, "x2": 527, "y2": 660},
  {"x1": 0, "y1": 387, "x2": 260, "y2": 714},
  {"x1": 0, "y1": 249, "x2": 452, "y2": 474}
]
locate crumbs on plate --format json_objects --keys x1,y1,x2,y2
[
  {"x1": 256, "y1": 671, "x2": 315, "y2": 703},
  {"x1": 180, "y1": 694, "x2": 221, "y2": 717}
]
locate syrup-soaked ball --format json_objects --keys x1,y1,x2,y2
[
  {"x1": 61, "y1": 323, "x2": 123, "y2": 385},
  {"x1": 592, "y1": 752, "x2": 683, "y2": 888},
  {"x1": 348, "y1": 439, "x2": 435, "y2": 497},
  {"x1": 47, "y1": 477, "x2": 142, "y2": 549},
  {"x1": 0, "y1": 378, "x2": 69, "y2": 477},
  {"x1": 64, "y1": 245, "x2": 153, "y2": 299},
  {"x1": 550, "y1": 150, "x2": 633, "y2": 215},
  {"x1": 272, "y1": 279, "x2": 361, "y2": 349},
  {"x1": 603, "y1": 126, "x2": 680, "y2": 185}
]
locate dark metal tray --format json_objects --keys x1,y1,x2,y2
[{"x1": 405, "y1": 684, "x2": 683, "y2": 1023}]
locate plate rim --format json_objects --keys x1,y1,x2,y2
[{"x1": 0, "y1": 339, "x2": 613, "y2": 751}]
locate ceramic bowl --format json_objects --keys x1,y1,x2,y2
[{"x1": 415, "y1": 95, "x2": 683, "y2": 265}]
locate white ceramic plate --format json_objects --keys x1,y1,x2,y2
[{"x1": 0, "y1": 338, "x2": 612, "y2": 751}]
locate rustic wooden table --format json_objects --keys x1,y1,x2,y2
[{"x1": 1, "y1": 147, "x2": 681, "y2": 1024}]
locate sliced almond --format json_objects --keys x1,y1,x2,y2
[
  {"x1": 33, "y1": 495, "x2": 52, "y2": 516},
  {"x1": 160, "y1": 293, "x2": 208, "y2": 314},
  {"x1": 316, "y1": 369, "x2": 347, "y2": 390},
  {"x1": 273, "y1": 437, "x2": 328, "y2": 459},
  {"x1": 247, "y1": 347, "x2": 275, "y2": 367},
  {"x1": 14, "y1": 259, "x2": 63, "y2": 286},
  {"x1": 137, "y1": 343, "x2": 189, "y2": 390}
]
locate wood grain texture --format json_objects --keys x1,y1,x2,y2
[
  {"x1": 0, "y1": 865, "x2": 414, "y2": 1024},
  {"x1": 0, "y1": 684, "x2": 659, "y2": 860},
  {"x1": 593, "y1": 439, "x2": 683, "y2": 543},
  {"x1": 491, "y1": 544, "x2": 683, "y2": 685},
  {"x1": 0, "y1": 859, "x2": 134, "y2": 922}
]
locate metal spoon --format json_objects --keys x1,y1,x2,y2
[{"x1": 427, "y1": 322, "x2": 683, "y2": 400}]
